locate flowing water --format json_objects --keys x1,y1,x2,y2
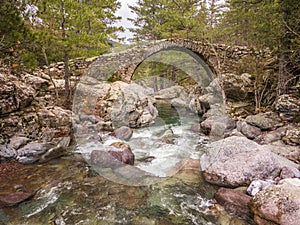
[
  {"x1": 76, "y1": 101, "x2": 204, "y2": 183},
  {"x1": 0, "y1": 104, "x2": 248, "y2": 225}
]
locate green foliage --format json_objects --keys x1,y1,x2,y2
[
  {"x1": 215, "y1": 0, "x2": 281, "y2": 48},
  {"x1": 215, "y1": 0, "x2": 300, "y2": 97},
  {"x1": 0, "y1": 0, "x2": 122, "y2": 69},
  {"x1": 28, "y1": 0, "x2": 122, "y2": 64},
  {"x1": 128, "y1": 0, "x2": 208, "y2": 40},
  {"x1": 0, "y1": 0, "x2": 37, "y2": 68}
]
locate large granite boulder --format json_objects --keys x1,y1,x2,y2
[
  {"x1": 200, "y1": 104, "x2": 236, "y2": 139},
  {"x1": 91, "y1": 81, "x2": 158, "y2": 128},
  {"x1": 200, "y1": 136, "x2": 298, "y2": 187},
  {"x1": 113, "y1": 126, "x2": 133, "y2": 141},
  {"x1": 249, "y1": 178, "x2": 300, "y2": 225}
]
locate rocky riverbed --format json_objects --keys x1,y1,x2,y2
[{"x1": 0, "y1": 58, "x2": 300, "y2": 225}]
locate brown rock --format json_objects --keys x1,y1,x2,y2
[
  {"x1": 90, "y1": 150, "x2": 123, "y2": 169},
  {"x1": 0, "y1": 192, "x2": 34, "y2": 207},
  {"x1": 214, "y1": 188, "x2": 254, "y2": 223},
  {"x1": 250, "y1": 178, "x2": 300, "y2": 225},
  {"x1": 108, "y1": 142, "x2": 134, "y2": 165}
]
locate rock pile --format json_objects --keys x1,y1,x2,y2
[{"x1": 0, "y1": 66, "x2": 72, "y2": 163}]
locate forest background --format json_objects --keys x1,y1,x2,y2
[{"x1": 0, "y1": 0, "x2": 299, "y2": 107}]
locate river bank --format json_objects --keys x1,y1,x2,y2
[{"x1": 0, "y1": 54, "x2": 299, "y2": 224}]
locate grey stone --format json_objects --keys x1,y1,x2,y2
[
  {"x1": 237, "y1": 121, "x2": 261, "y2": 139},
  {"x1": 247, "y1": 180, "x2": 275, "y2": 196},
  {"x1": 114, "y1": 126, "x2": 133, "y2": 141},
  {"x1": 17, "y1": 142, "x2": 54, "y2": 158},
  {"x1": 245, "y1": 114, "x2": 276, "y2": 130},
  {"x1": 8, "y1": 136, "x2": 31, "y2": 150},
  {"x1": 275, "y1": 94, "x2": 300, "y2": 121},
  {"x1": 200, "y1": 136, "x2": 297, "y2": 187},
  {"x1": 0, "y1": 145, "x2": 16, "y2": 159},
  {"x1": 261, "y1": 127, "x2": 287, "y2": 144}
]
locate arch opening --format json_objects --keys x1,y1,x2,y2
[{"x1": 72, "y1": 41, "x2": 225, "y2": 186}]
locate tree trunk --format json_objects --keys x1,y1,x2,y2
[
  {"x1": 60, "y1": 0, "x2": 71, "y2": 108},
  {"x1": 64, "y1": 50, "x2": 71, "y2": 108},
  {"x1": 42, "y1": 47, "x2": 59, "y2": 103},
  {"x1": 277, "y1": 1, "x2": 291, "y2": 97}
]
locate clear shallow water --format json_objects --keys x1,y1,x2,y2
[
  {"x1": 0, "y1": 105, "x2": 249, "y2": 224},
  {"x1": 0, "y1": 156, "x2": 232, "y2": 225},
  {"x1": 76, "y1": 104, "x2": 203, "y2": 179}
]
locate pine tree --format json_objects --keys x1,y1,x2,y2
[
  {"x1": 128, "y1": 0, "x2": 206, "y2": 41},
  {"x1": 26, "y1": 0, "x2": 122, "y2": 107},
  {"x1": 0, "y1": 0, "x2": 35, "y2": 68}
]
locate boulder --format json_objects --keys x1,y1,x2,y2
[
  {"x1": 265, "y1": 143, "x2": 300, "y2": 164},
  {"x1": 237, "y1": 121, "x2": 261, "y2": 139},
  {"x1": 245, "y1": 113, "x2": 277, "y2": 130},
  {"x1": 92, "y1": 81, "x2": 158, "y2": 128},
  {"x1": 214, "y1": 188, "x2": 254, "y2": 224},
  {"x1": 0, "y1": 145, "x2": 16, "y2": 160},
  {"x1": 201, "y1": 114, "x2": 236, "y2": 138},
  {"x1": 200, "y1": 136, "x2": 297, "y2": 187},
  {"x1": 16, "y1": 142, "x2": 55, "y2": 164},
  {"x1": 8, "y1": 136, "x2": 31, "y2": 150},
  {"x1": 0, "y1": 192, "x2": 34, "y2": 207},
  {"x1": 190, "y1": 124, "x2": 202, "y2": 134},
  {"x1": 0, "y1": 74, "x2": 35, "y2": 115},
  {"x1": 189, "y1": 94, "x2": 211, "y2": 115},
  {"x1": 222, "y1": 73, "x2": 253, "y2": 101},
  {"x1": 250, "y1": 178, "x2": 300, "y2": 225},
  {"x1": 260, "y1": 127, "x2": 287, "y2": 144},
  {"x1": 113, "y1": 126, "x2": 133, "y2": 141},
  {"x1": 108, "y1": 142, "x2": 134, "y2": 165},
  {"x1": 160, "y1": 128, "x2": 178, "y2": 144},
  {"x1": 283, "y1": 127, "x2": 300, "y2": 145},
  {"x1": 90, "y1": 150, "x2": 123, "y2": 169},
  {"x1": 154, "y1": 85, "x2": 188, "y2": 100},
  {"x1": 275, "y1": 94, "x2": 300, "y2": 121}
]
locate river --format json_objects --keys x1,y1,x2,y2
[{"x1": 0, "y1": 102, "x2": 249, "y2": 225}]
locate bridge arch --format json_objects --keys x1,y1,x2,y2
[
  {"x1": 131, "y1": 46, "x2": 214, "y2": 87},
  {"x1": 87, "y1": 40, "x2": 219, "y2": 85}
]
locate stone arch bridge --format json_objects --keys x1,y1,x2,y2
[{"x1": 85, "y1": 39, "x2": 271, "y2": 84}]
